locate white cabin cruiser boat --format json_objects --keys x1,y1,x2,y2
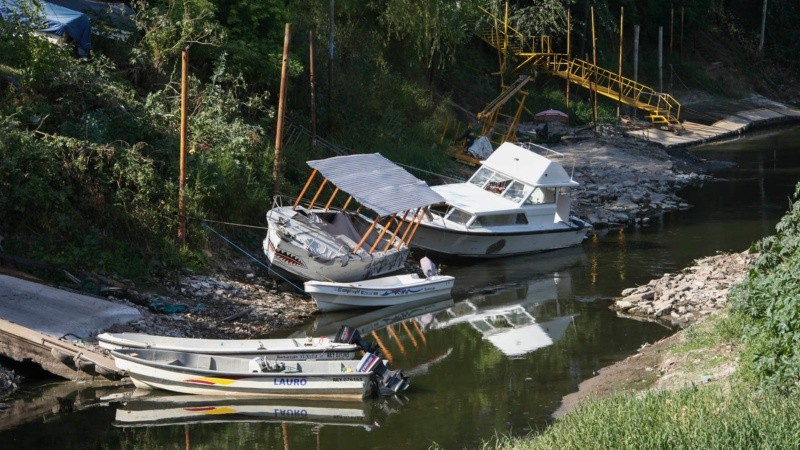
[
  {"x1": 410, "y1": 142, "x2": 591, "y2": 258},
  {"x1": 264, "y1": 153, "x2": 444, "y2": 282}
]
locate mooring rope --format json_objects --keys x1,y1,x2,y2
[{"x1": 201, "y1": 222, "x2": 305, "y2": 293}]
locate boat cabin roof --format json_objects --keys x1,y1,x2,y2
[
  {"x1": 480, "y1": 142, "x2": 578, "y2": 188},
  {"x1": 307, "y1": 153, "x2": 444, "y2": 217}
]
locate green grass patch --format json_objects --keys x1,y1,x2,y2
[{"x1": 493, "y1": 385, "x2": 800, "y2": 450}]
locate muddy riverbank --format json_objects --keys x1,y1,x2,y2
[{"x1": 555, "y1": 250, "x2": 753, "y2": 417}]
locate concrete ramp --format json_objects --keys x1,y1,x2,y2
[
  {"x1": 0, "y1": 274, "x2": 141, "y2": 339},
  {"x1": 0, "y1": 273, "x2": 140, "y2": 381}
]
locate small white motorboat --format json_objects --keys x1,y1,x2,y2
[
  {"x1": 304, "y1": 258, "x2": 454, "y2": 313},
  {"x1": 97, "y1": 330, "x2": 359, "y2": 361},
  {"x1": 110, "y1": 348, "x2": 409, "y2": 399}
]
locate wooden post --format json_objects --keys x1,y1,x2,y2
[
  {"x1": 273, "y1": 23, "x2": 292, "y2": 197},
  {"x1": 309, "y1": 30, "x2": 317, "y2": 146},
  {"x1": 307, "y1": 179, "x2": 328, "y2": 210},
  {"x1": 353, "y1": 218, "x2": 379, "y2": 254},
  {"x1": 404, "y1": 207, "x2": 428, "y2": 245},
  {"x1": 383, "y1": 210, "x2": 410, "y2": 252},
  {"x1": 399, "y1": 208, "x2": 421, "y2": 244},
  {"x1": 633, "y1": 25, "x2": 639, "y2": 118},
  {"x1": 323, "y1": 187, "x2": 339, "y2": 212},
  {"x1": 590, "y1": 6, "x2": 598, "y2": 130},
  {"x1": 658, "y1": 26, "x2": 663, "y2": 92},
  {"x1": 565, "y1": 9, "x2": 571, "y2": 117},
  {"x1": 617, "y1": 6, "x2": 623, "y2": 118},
  {"x1": 369, "y1": 214, "x2": 396, "y2": 254},
  {"x1": 293, "y1": 169, "x2": 317, "y2": 209},
  {"x1": 178, "y1": 46, "x2": 188, "y2": 246},
  {"x1": 327, "y1": 0, "x2": 334, "y2": 134}
]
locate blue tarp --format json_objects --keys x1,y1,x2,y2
[{"x1": 0, "y1": 0, "x2": 92, "y2": 57}]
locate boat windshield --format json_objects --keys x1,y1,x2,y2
[
  {"x1": 525, "y1": 187, "x2": 558, "y2": 205},
  {"x1": 445, "y1": 207, "x2": 473, "y2": 226},
  {"x1": 502, "y1": 180, "x2": 533, "y2": 204}
]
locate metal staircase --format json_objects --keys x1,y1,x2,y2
[{"x1": 476, "y1": 6, "x2": 681, "y2": 128}]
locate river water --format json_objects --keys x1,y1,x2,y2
[{"x1": 2, "y1": 127, "x2": 799, "y2": 449}]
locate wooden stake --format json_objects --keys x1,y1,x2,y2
[
  {"x1": 309, "y1": 30, "x2": 317, "y2": 146},
  {"x1": 565, "y1": 9, "x2": 571, "y2": 116},
  {"x1": 353, "y1": 217, "x2": 379, "y2": 254},
  {"x1": 273, "y1": 23, "x2": 292, "y2": 197},
  {"x1": 591, "y1": 6, "x2": 598, "y2": 130},
  {"x1": 323, "y1": 187, "x2": 339, "y2": 212},
  {"x1": 178, "y1": 46, "x2": 188, "y2": 246},
  {"x1": 617, "y1": 6, "x2": 624, "y2": 118},
  {"x1": 369, "y1": 214, "x2": 396, "y2": 254}
]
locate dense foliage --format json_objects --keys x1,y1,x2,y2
[
  {"x1": 730, "y1": 184, "x2": 800, "y2": 391},
  {"x1": 1, "y1": 0, "x2": 797, "y2": 279}
]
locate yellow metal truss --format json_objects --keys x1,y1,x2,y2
[{"x1": 476, "y1": 6, "x2": 681, "y2": 127}]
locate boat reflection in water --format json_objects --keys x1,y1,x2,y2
[
  {"x1": 114, "y1": 390, "x2": 406, "y2": 431},
  {"x1": 290, "y1": 297, "x2": 457, "y2": 379},
  {"x1": 430, "y1": 269, "x2": 578, "y2": 358},
  {"x1": 439, "y1": 245, "x2": 588, "y2": 299}
]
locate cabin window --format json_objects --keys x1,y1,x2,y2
[
  {"x1": 446, "y1": 208, "x2": 472, "y2": 225},
  {"x1": 428, "y1": 204, "x2": 450, "y2": 218},
  {"x1": 469, "y1": 213, "x2": 528, "y2": 227},
  {"x1": 468, "y1": 167, "x2": 494, "y2": 188},
  {"x1": 502, "y1": 181, "x2": 533, "y2": 204},
  {"x1": 525, "y1": 187, "x2": 557, "y2": 205}
]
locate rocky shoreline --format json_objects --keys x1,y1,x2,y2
[
  {"x1": 612, "y1": 251, "x2": 756, "y2": 327},
  {"x1": 556, "y1": 250, "x2": 754, "y2": 416}
]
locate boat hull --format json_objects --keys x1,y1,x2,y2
[
  {"x1": 304, "y1": 274, "x2": 455, "y2": 312},
  {"x1": 410, "y1": 218, "x2": 590, "y2": 258},
  {"x1": 264, "y1": 207, "x2": 409, "y2": 282},
  {"x1": 98, "y1": 333, "x2": 357, "y2": 360},
  {"x1": 111, "y1": 349, "x2": 374, "y2": 400}
]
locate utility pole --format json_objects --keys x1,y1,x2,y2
[
  {"x1": 273, "y1": 24, "x2": 291, "y2": 197},
  {"x1": 178, "y1": 46, "x2": 188, "y2": 246}
]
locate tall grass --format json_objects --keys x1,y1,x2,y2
[{"x1": 494, "y1": 386, "x2": 800, "y2": 450}]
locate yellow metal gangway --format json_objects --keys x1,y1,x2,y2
[
  {"x1": 476, "y1": 6, "x2": 681, "y2": 128},
  {"x1": 476, "y1": 74, "x2": 531, "y2": 147}
]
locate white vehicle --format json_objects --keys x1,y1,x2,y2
[{"x1": 410, "y1": 142, "x2": 591, "y2": 258}]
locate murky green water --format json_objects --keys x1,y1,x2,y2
[{"x1": 2, "y1": 127, "x2": 799, "y2": 449}]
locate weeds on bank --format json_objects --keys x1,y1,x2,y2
[{"x1": 494, "y1": 385, "x2": 800, "y2": 450}]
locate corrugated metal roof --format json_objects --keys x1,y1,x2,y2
[{"x1": 307, "y1": 153, "x2": 444, "y2": 217}]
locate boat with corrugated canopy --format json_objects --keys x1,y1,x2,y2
[{"x1": 264, "y1": 153, "x2": 444, "y2": 282}]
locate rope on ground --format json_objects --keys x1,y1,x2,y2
[{"x1": 201, "y1": 222, "x2": 305, "y2": 294}]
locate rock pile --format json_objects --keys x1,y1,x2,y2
[
  {"x1": 100, "y1": 272, "x2": 316, "y2": 340},
  {"x1": 0, "y1": 367, "x2": 21, "y2": 400},
  {"x1": 611, "y1": 251, "x2": 756, "y2": 327},
  {"x1": 549, "y1": 137, "x2": 710, "y2": 228}
]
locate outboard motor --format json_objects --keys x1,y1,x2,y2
[
  {"x1": 335, "y1": 325, "x2": 379, "y2": 354},
  {"x1": 356, "y1": 352, "x2": 411, "y2": 395},
  {"x1": 420, "y1": 256, "x2": 437, "y2": 278}
]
